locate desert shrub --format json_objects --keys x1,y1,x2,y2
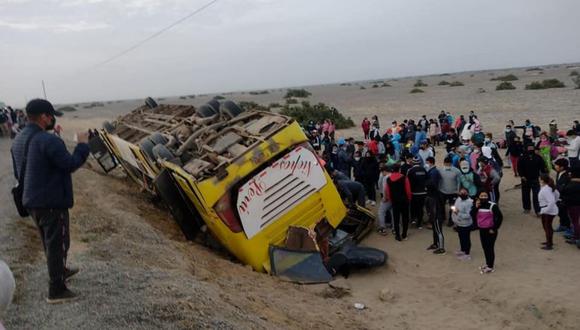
[
  {"x1": 438, "y1": 81, "x2": 450, "y2": 86},
  {"x1": 525, "y1": 79, "x2": 565, "y2": 90},
  {"x1": 179, "y1": 96, "x2": 187, "y2": 100},
  {"x1": 286, "y1": 98, "x2": 298, "y2": 104},
  {"x1": 496, "y1": 82, "x2": 516, "y2": 90},
  {"x1": 571, "y1": 76, "x2": 580, "y2": 89},
  {"x1": 360, "y1": 86, "x2": 366, "y2": 90},
  {"x1": 249, "y1": 90, "x2": 269, "y2": 95},
  {"x1": 268, "y1": 102, "x2": 282, "y2": 108},
  {"x1": 570, "y1": 70, "x2": 579, "y2": 76},
  {"x1": 410, "y1": 88, "x2": 425, "y2": 94},
  {"x1": 157, "y1": 97, "x2": 166, "y2": 101},
  {"x1": 213, "y1": 95, "x2": 225, "y2": 100},
  {"x1": 238, "y1": 101, "x2": 269, "y2": 111},
  {"x1": 372, "y1": 84, "x2": 379, "y2": 88},
  {"x1": 414, "y1": 80, "x2": 428, "y2": 87},
  {"x1": 187, "y1": 95, "x2": 195, "y2": 99},
  {"x1": 477, "y1": 88, "x2": 487, "y2": 93},
  {"x1": 284, "y1": 88, "x2": 311, "y2": 98},
  {"x1": 280, "y1": 101, "x2": 354, "y2": 129},
  {"x1": 57, "y1": 106, "x2": 77, "y2": 112},
  {"x1": 340, "y1": 83, "x2": 352, "y2": 86},
  {"x1": 381, "y1": 82, "x2": 391, "y2": 87},
  {"x1": 491, "y1": 74, "x2": 518, "y2": 81},
  {"x1": 526, "y1": 67, "x2": 543, "y2": 71},
  {"x1": 449, "y1": 81, "x2": 464, "y2": 87}
]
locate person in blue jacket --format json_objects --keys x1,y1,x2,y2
[{"x1": 11, "y1": 99, "x2": 90, "y2": 304}]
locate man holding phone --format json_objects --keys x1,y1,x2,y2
[{"x1": 11, "y1": 99, "x2": 89, "y2": 303}]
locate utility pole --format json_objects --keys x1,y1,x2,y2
[{"x1": 42, "y1": 80, "x2": 47, "y2": 99}]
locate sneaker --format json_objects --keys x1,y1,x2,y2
[
  {"x1": 541, "y1": 245, "x2": 553, "y2": 250},
  {"x1": 565, "y1": 239, "x2": 577, "y2": 245},
  {"x1": 47, "y1": 288, "x2": 78, "y2": 304},
  {"x1": 65, "y1": 266, "x2": 79, "y2": 280},
  {"x1": 554, "y1": 226, "x2": 569, "y2": 233},
  {"x1": 402, "y1": 235, "x2": 408, "y2": 241},
  {"x1": 377, "y1": 228, "x2": 388, "y2": 236},
  {"x1": 458, "y1": 254, "x2": 471, "y2": 261},
  {"x1": 411, "y1": 220, "x2": 417, "y2": 225},
  {"x1": 454, "y1": 250, "x2": 465, "y2": 256},
  {"x1": 480, "y1": 266, "x2": 495, "y2": 274},
  {"x1": 563, "y1": 234, "x2": 574, "y2": 240},
  {"x1": 433, "y1": 248, "x2": 446, "y2": 255},
  {"x1": 417, "y1": 226, "x2": 423, "y2": 230},
  {"x1": 426, "y1": 244, "x2": 438, "y2": 250},
  {"x1": 395, "y1": 236, "x2": 402, "y2": 242}
]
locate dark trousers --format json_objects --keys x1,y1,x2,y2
[
  {"x1": 479, "y1": 228, "x2": 497, "y2": 268},
  {"x1": 457, "y1": 226, "x2": 471, "y2": 254},
  {"x1": 521, "y1": 179, "x2": 540, "y2": 213},
  {"x1": 410, "y1": 194, "x2": 426, "y2": 226},
  {"x1": 438, "y1": 193, "x2": 456, "y2": 225},
  {"x1": 392, "y1": 201, "x2": 410, "y2": 238},
  {"x1": 29, "y1": 208, "x2": 70, "y2": 293},
  {"x1": 426, "y1": 195, "x2": 443, "y2": 248},
  {"x1": 557, "y1": 202, "x2": 570, "y2": 228},
  {"x1": 363, "y1": 181, "x2": 376, "y2": 202},
  {"x1": 569, "y1": 206, "x2": 580, "y2": 240},
  {"x1": 541, "y1": 214, "x2": 555, "y2": 247}
]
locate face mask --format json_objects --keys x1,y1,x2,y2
[
  {"x1": 460, "y1": 194, "x2": 468, "y2": 200},
  {"x1": 461, "y1": 166, "x2": 469, "y2": 172},
  {"x1": 484, "y1": 138, "x2": 491, "y2": 143},
  {"x1": 505, "y1": 128, "x2": 511, "y2": 132},
  {"x1": 332, "y1": 149, "x2": 338, "y2": 154},
  {"x1": 354, "y1": 157, "x2": 361, "y2": 161},
  {"x1": 444, "y1": 165, "x2": 451, "y2": 170},
  {"x1": 46, "y1": 115, "x2": 56, "y2": 131},
  {"x1": 425, "y1": 164, "x2": 431, "y2": 170}
]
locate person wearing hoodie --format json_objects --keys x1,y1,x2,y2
[
  {"x1": 538, "y1": 174, "x2": 559, "y2": 250},
  {"x1": 361, "y1": 151, "x2": 379, "y2": 205},
  {"x1": 407, "y1": 156, "x2": 428, "y2": 228},
  {"x1": 561, "y1": 166, "x2": 580, "y2": 248},
  {"x1": 377, "y1": 165, "x2": 393, "y2": 235},
  {"x1": 480, "y1": 147, "x2": 503, "y2": 203},
  {"x1": 506, "y1": 136, "x2": 524, "y2": 177},
  {"x1": 471, "y1": 191, "x2": 503, "y2": 274},
  {"x1": 335, "y1": 140, "x2": 352, "y2": 178},
  {"x1": 452, "y1": 188, "x2": 474, "y2": 261},
  {"x1": 553, "y1": 158, "x2": 571, "y2": 232},
  {"x1": 438, "y1": 156, "x2": 462, "y2": 227},
  {"x1": 425, "y1": 157, "x2": 445, "y2": 254},
  {"x1": 565, "y1": 130, "x2": 580, "y2": 168},
  {"x1": 386, "y1": 163, "x2": 412, "y2": 241},
  {"x1": 459, "y1": 159, "x2": 482, "y2": 198},
  {"x1": 391, "y1": 132, "x2": 402, "y2": 160},
  {"x1": 518, "y1": 144, "x2": 547, "y2": 215}
]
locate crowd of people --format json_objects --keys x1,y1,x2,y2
[
  {"x1": 0, "y1": 107, "x2": 28, "y2": 139},
  {"x1": 305, "y1": 112, "x2": 580, "y2": 274}
]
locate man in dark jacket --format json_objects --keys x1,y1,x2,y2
[
  {"x1": 407, "y1": 157, "x2": 427, "y2": 228},
  {"x1": 517, "y1": 144, "x2": 547, "y2": 215},
  {"x1": 11, "y1": 99, "x2": 89, "y2": 303},
  {"x1": 554, "y1": 158, "x2": 571, "y2": 232},
  {"x1": 386, "y1": 163, "x2": 412, "y2": 241}
]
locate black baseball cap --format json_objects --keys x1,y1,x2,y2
[{"x1": 25, "y1": 99, "x2": 63, "y2": 117}]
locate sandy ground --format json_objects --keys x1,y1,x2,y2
[{"x1": 1, "y1": 63, "x2": 580, "y2": 329}]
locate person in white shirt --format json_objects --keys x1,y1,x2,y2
[
  {"x1": 0, "y1": 260, "x2": 15, "y2": 330},
  {"x1": 376, "y1": 166, "x2": 392, "y2": 235},
  {"x1": 565, "y1": 130, "x2": 580, "y2": 168},
  {"x1": 538, "y1": 174, "x2": 560, "y2": 250},
  {"x1": 451, "y1": 188, "x2": 474, "y2": 260}
]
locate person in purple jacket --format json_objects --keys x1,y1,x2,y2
[{"x1": 471, "y1": 191, "x2": 503, "y2": 274}]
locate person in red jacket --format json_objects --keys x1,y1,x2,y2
[
  {"x1": 361, "y1": 117, "x2": 371, "y2": 140},
  {"x1": 387, "y1": 163, "x2": 412, "y2": 241}
]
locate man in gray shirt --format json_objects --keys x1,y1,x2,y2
[{"x1": 439, "y1": 156, "x2": 461, "y2": 226}]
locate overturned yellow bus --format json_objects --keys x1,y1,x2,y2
[{"x1": 90, "y1": 98, "x2": 380, "y2": 276}]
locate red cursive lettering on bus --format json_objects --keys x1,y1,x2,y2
[{"x1": 238, "y1": 179, "x2": 267, "y2": 214}]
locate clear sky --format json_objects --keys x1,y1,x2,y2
[{"x1": 1, "y1": 0, "x2": 579, "y2": 106}]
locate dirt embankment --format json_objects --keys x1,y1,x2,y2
[{"x1": 0, "y1": 138, "x2": 367, "y2": 330}]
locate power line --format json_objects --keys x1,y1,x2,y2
[{"x1": 92, "y1": 0, "x2": 219, "y2": 69}]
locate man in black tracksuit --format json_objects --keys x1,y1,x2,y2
[
  {"x1": 406, "y1": 157, "x2": 427, "y2": 228},
  {"x1": 11, "y1": 99, "x2": 89, "y2": 303},
  {"x1": 517, "y1": 144, "x2": 547, "y2": 215},
  {"x1": 425, "y1": 157, "x2": 445, "y2": 254}
]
